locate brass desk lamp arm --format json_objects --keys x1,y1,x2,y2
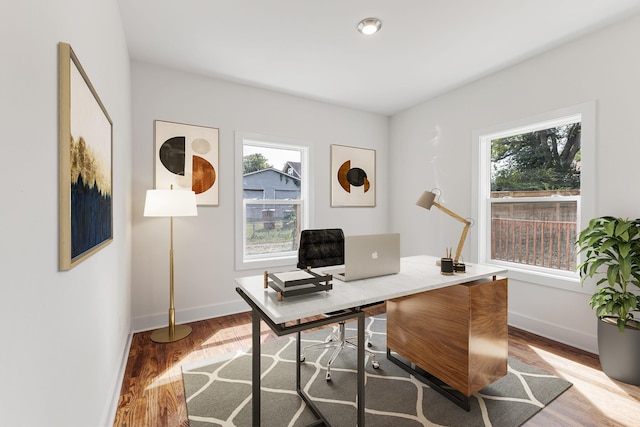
[{"x1": 433, "y1": 201, "x2": 472, "y2": 263}]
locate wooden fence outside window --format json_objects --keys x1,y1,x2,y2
[{"x1": 491, "y1": 218, "x2": 577, "y2": 271}]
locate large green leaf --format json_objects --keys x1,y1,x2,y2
[
  {"x1": 614, "y1": 220, "x2": 632, "y2": 239},
  {"x1": 603, "y1": 220, "x2": 616, "y2": 236},
  {"x1": 599, "y1": 239, "x2": 617, "y2": 254},
  {"x1": 606, "y1": 264, "x2": 619, "y2": 287},
  {"x1": 618, "y1": 242, "x2": 630, "y2": 258}
]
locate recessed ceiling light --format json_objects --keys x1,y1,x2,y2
[{"x1": 357, "y1": 18, "x2": 382, "y2": 35}]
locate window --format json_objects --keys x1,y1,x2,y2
[
  {"x1": 472, "y1": 102, "x2": 595, "y2": 285},
  {"x1": 235, "y1": 133, "x2": 310, "y2": 270}
]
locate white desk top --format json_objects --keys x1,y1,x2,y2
[{"x1": 235, "y1": 255, "x2": 507, "y2": 324}]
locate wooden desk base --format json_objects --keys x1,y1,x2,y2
[{"x1": 387, "y1": 276, "x2": 508, "y2": 408}]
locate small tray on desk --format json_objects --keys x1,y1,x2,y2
[{"x1": 264, "y1": 269, "x2": 333, "y2": 301}]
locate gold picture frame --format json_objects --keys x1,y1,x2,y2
[
  {"x1": 58, "y1": 42, "x2": 113, "y2": 270},
  {"x1": 330, "y1": 144, "x2": 376, "y2": 207}
]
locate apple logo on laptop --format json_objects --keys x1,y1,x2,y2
[{"x1": 371, "y1": 251, "x2": 379, "y2": 260}]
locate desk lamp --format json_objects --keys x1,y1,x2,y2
[
  {"x1": 416, "y1": 189, "x2": 471, "y2": 268},
  {"x1": 144, "y1": 186, "x2": 198, "y2": 343}
]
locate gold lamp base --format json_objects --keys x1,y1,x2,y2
[{"x1": 150, "y1": 324, "x2": 192, "y2": 343}]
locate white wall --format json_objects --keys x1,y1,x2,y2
[
  {"x1": 0, "y1": 1, "x2": 132, "y2": 426},
  {"x1": 390, "y1": 13, "x2": 640, "y2": 353},
  {"x1": 3, "y1": 3, "x2": 635, "y2": 423},
  {"x1": 131, "y1": 63, "x2": 389, "y2": 331}
]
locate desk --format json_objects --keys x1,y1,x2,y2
[{"x1": 235, "y1": 255, "x2": 507, "y2": 426}]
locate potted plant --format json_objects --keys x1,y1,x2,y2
[{"x1": 577, "y1": 216, "x2": 640, "y2": 385}]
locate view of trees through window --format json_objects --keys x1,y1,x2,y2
[
  {"x1": 242, "y1": 143, "x2": 303, "y2": 259},
  {"x1": 489, "y1": 121, "x2": 581, "y2": 271},
  {"x1": 491, "y1": 123, "x2": 581, "y2": 192}
]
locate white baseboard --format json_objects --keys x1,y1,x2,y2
[
  {"x1": 106, "y1": 332, "x2": 133, "y2": 427},
  {"x1": 132, "y1": 300, "x2": 249, "y2": 333},
  {"x1": 509, "y1": 311, "x2": 598, "y2": 354}
]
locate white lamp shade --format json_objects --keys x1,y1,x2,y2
[
  {"x1": 144, "y1": 189, "x2": 198, "y2": 217},
  {"x1": 416, "y1": 191, "x2": 436, "y2": 210}
]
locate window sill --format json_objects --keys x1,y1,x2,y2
[
  {"x1": 235, "y1": 254, "x2": 298, "y2": 272},
  {"x1": 486, "y1": 260, "x2": 589, "y2": 295}
]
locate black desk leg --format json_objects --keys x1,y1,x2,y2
[
  {"x1": 296, "y1": 328, "x2": 301, "y2": 391},
  {"x1": 252, "y1": 309, "x2": 261, "y2": 426},
  {"x1": 357, "y1": 312, "x2": 365, "y2": 426}
]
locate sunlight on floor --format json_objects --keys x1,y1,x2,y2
[
  {"x1": 529, "y1": 344, "x2": 640, "y2": 426},
  {"x1": 146, "y1": 364, "x2": 183, "y2": 390},
  {"x1": 144, "y1": 323, "x2": 269, "y2": 391}
]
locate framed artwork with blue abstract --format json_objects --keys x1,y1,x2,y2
[
  {"x1": 58, "y1": 42, "x2": 113, "y2": 270},
  {"x1": 330, "y1": 144, "x2": 376, "y2": 207},
  {"x1": 154, "y1": 120, "x2": 219, "y2": 206}
]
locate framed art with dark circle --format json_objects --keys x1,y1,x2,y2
[
  {"x1": 330, "y1": 144, "x2": 376, "y2": 207},
  {"x1": 154, "y1": 120, "x2": 219, "y2": 205}
]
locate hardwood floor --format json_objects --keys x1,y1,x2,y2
[{"x1": 113, "y1": 305, "x2": 640, "y2": 426}]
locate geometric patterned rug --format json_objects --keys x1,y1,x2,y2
[{"x1": 182, "y1": 314, "x2": 572, "y2": 427}]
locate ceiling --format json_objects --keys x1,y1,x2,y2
[{"x1": 119, "y1": 0, "x2": 640, "y2": 116}]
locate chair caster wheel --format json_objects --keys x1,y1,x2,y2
[
  {"x1": 326, "y1": 372, "x2": 331, "y2": 381},
  {"x1": 367, "y1": 341, "x2": 373, "y2": 348},
  {"x1": 300, "y1": 355, "x2": 305, "y2": 362},
  {"x1": 372, "y1": 360, "x2": 380, "y2": 369}
]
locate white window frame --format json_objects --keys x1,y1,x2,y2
[
  {"x1": 235, "y1": 132, "x2": 312, "y2": 271},
  {"x1": 471, "y1": 101, "x2": 596, "y2": 290}
]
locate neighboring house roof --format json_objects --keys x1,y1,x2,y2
[
  {"x1": 244, "y1": 167, "x2": 300, "y2": 181},
  {"x1": 283, "y1": 161, "x2": 301, "y2": 179}
]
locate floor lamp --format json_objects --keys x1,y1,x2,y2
[
  {"x1": 416, "y1": 189, "x2": 471, "y2": 266},
  {"x1": 144, "y1": 187, "x2": 198, "y2": 343}
]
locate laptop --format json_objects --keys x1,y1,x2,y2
[{"x1": 325, "y1": 233, "x2": 400, "y2": 281}]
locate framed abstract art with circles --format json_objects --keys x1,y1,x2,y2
[
  {"x1": 330, "y1": 144, "x2": 376, "y2": 207},
  {"x1": 154, "y1": 120, "x2": 219, "y2": 206}
]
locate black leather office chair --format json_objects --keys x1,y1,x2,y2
[{"x1": 297, "y1": 228, "x2": 378, "y2": 381}]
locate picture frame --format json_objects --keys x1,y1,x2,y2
[
  {"x1": 330, "y1": 144, "x2": 376, "y2": 207},
  {"x1": 58, "y1": 42, "x2": 113, "y2": 270},
  {"x1": 154, "y1": 120, "x2": 219, "y2": 206}
]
